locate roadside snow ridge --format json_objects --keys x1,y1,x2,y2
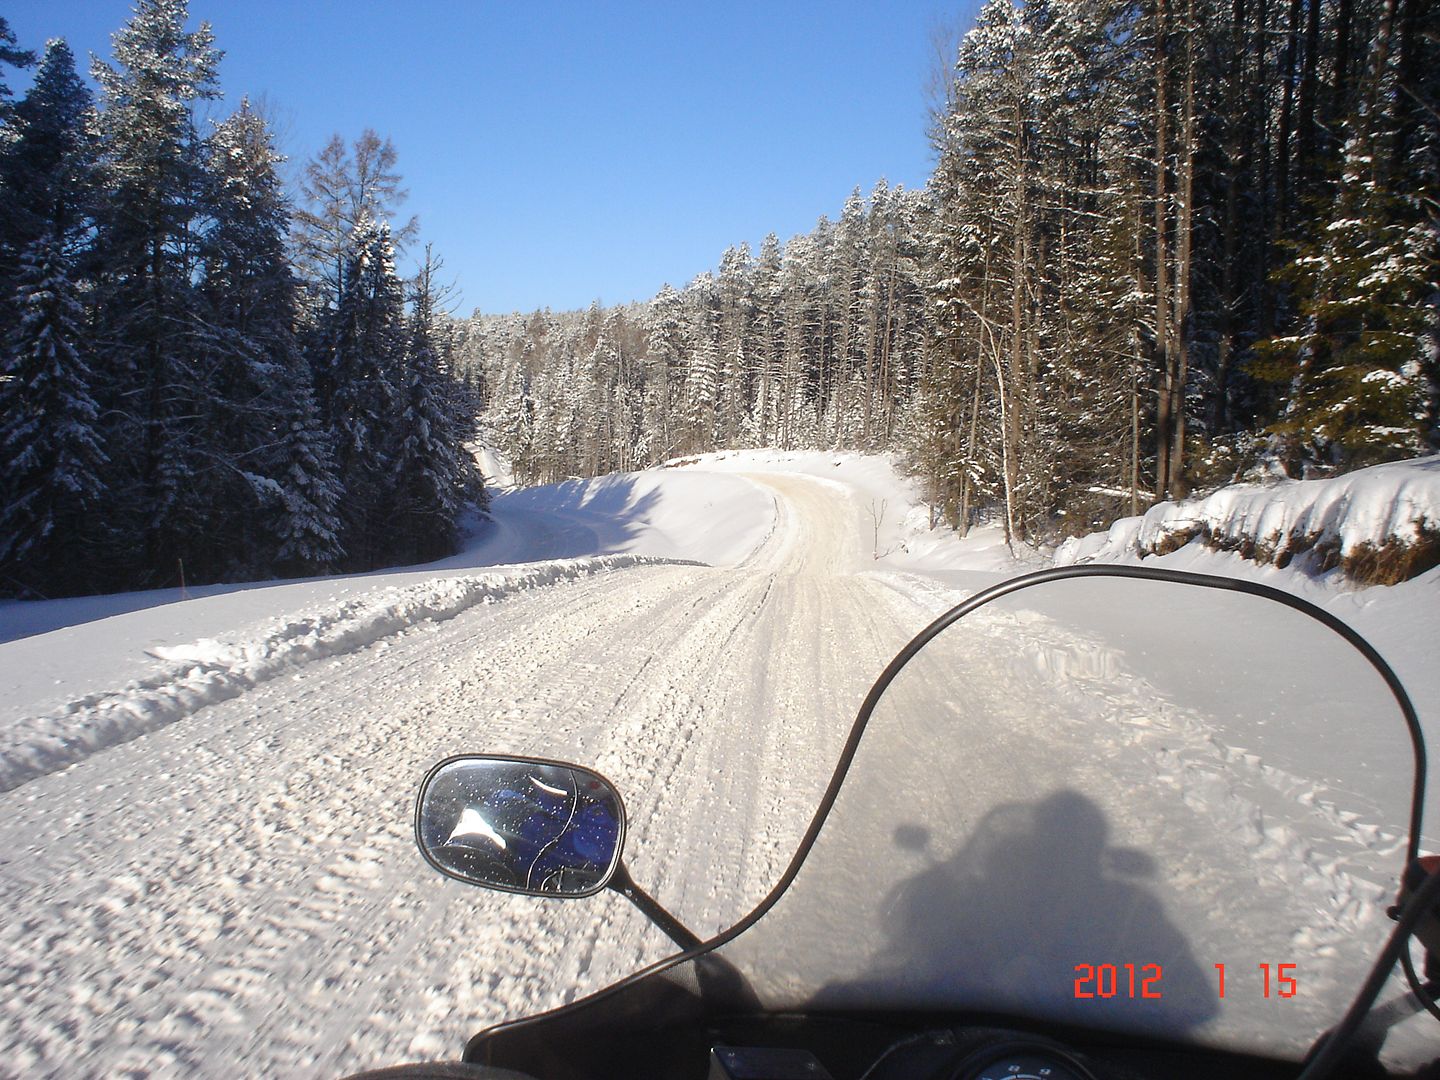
[
  {"x1": 1057, "y1": 454, "x2": 1440, "y2": 580},
  {"x1": 0, "y1": 555, "x2": 691, "y2": 794}
]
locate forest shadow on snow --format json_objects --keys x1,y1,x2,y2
[
  {"x1": 448, "y1": 474, "x2": 666, "y2": 565},
  {"x1": 1, "y1": 475, "x2": 663, "y2": 644}
]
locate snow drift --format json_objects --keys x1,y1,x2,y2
[{"x1": 1056, "y1": 455, "x2": 1440, "y2": 584}]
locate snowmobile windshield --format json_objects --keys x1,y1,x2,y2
[{"x1": 704, "y1": 571, "x2": 1433, "y2": 1070}]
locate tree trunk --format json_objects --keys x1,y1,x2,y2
[
  {"x1": 1154, "y1": 0, "x2": 1175, "y2": 500},
  {"x1": 1171, "y1": 0, "x2": 1197, "y2": 499},
  {"x1": 1295, "y1": 0, "x2": 1321, "y2": 199},
  {"x1": 1275, "y1": 0, "x2": 1302, "y2": 235}
]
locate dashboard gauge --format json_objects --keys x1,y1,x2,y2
[{"x1": 952, "y1": 1041, "x2": 1098, "y2": 1080}]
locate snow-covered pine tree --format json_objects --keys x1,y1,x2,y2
[
  {"x1": 714, "y1": 245, "x2": 752, "y2": 447},
  {"x1": 434, "y1": 314, "x2": 486, "y2": 504},
  {"x1": 1252, "y1": 0, "x2": 1437, "y2": 474},
  {"x1": 201, "y1": 99, "x2": 343, "y2": 577},
  {"x1": 268, "y1": 389, "x2": 345, "y2": 575},
  {"x1": 1407, "y1": 0, "x2": 1440, "y2": 451},
  {"x1": 495, "y1": 375, "x2": 536, "y2": 481},
  {"x1": 1023, "y1": 0, "x2": 1145, "y2": 529},
  {"x1": 749, "y1": 233, "x2": 784, "y2": 447},
  {"x1": 90, "y1": 0, "x2": 221, "y2": 586},
  {"x1": 0, "y1": 38, "x2": 93, "y2": 345},
  {"x1": 320, "y1": 214, "x2": 407, "y2": 568},
  {"x1": 642, "y1": 283, "x2": 688, "y2": 462},
  {"x1": 888, "y1": 188, "x2": 934, "y2": 443},
  {"x1": 0, "y1": 234, "x2": 108, "y2": 596},
  {"x1": 1253, "y1": 139, "x2": 1432, "y2": 472},
  {"x1": 680, "y1": 275, "x2": 720, "y2": 453},
  {"x1": 919, "y1": 0, "x2": 1020, "y2": 533},
  {"x1": 0, "y1": 17, "x2": 35, "y2": 126},
  {"x1": 829, "y1": 190, "x2": 871, "y2": 449},
  {"x1": 778, "y1": 232, "x2": 820, "y2": 451},
  {"x1": 390, "y1": 247, "x2": 480, "y2": 563}
]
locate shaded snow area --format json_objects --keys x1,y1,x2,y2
[
  {"x1": 0, "y1": 465, "x2": 769, "y2": 645},
  {"x1": 1, "y1": 451, "x2": 1438, "y2": 1076},
  {"x1": 1052, "y1": 454, "x2": 1440, "y2": 789},
  {"x1": 458, "y1": 467, "x2": 775, "y2": 568}
]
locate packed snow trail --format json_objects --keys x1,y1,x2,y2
[
  {"x1": 1, "y1": 461, "x2": 1432, "y2": 1076},
  {"x1": 715, "y1": 574, "x2": 1422, "y2": 1065},
  {"x1": 0, "y1": 475, "x2": 928, "y2": 1077}
]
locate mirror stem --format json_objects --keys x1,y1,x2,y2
[{"x1": 608, "y1": 862, "x2": 702, "y2": 951}]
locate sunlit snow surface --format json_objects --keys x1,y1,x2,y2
[
  {"x1": 447, "y1": 808, "x2": 505, "y2": 849},
  {"x1": 1057, "y1": 454, "x2": 1440, "y2": 571},
  {"x1": 0, "y1": 450, "x2": 1436, "y2": 1076}
]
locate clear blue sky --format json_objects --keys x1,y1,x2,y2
[{"x1": 6, "y1": 1, "x2": 981, "y2": 316}]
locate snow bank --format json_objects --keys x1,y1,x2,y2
[
  {"x1": 1049, "y1": 458, "x2": 1440, "y2": 740},
  {"x1": 1056, "y1": 456, "x2": 1440, "y2": 584},
  {"x1": 0, "y1": 555, "x2": 685, "y2": 794}
]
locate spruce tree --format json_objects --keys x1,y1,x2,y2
[
  {"x1": 0, "y1": 17, "x2": 35, "y2": 124},
  {"x1": 90, "y1": 0, "x2": 221, "y2": 586},
  {"x1": 320, "y1": 215, "x2": 407, "y2": 567},
  {"x1": 0, "y1": 38, "x2": 94, "y2": 343},
  {"x1": 0, "y1": 235, "x2": 108, "y2": 596},
  {"x1": 1252, "y1": 0, "x2": 1437, "y2": 474},
  {"x1": 391, "y1": 249, "x2": 477, "y2": 563},
  {"x1": 643, "y1": 284, "x2": 687, "y2": 461},
  {"x1": 1253, "y1": 139, "x2": 1432, "y2": 471},
  {"x1": 201, "y1": 100, "x2": 343, "y2": 576}
]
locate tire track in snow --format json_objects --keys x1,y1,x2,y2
[
  {"x1": 0, "y1": 564, "x2": 725, "y2": 1075},
  {"x1": 0, "y1": 475, "x2": 931, "y2": 1078}
]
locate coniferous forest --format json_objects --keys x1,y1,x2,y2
[
  {"x1": 0, "y1": 3, "x2": 482, "y2": 600},
  {"x1": 465, "y1": 0, "x2": 1438, "y2": 543},
  {"x1": 3, "y1": 0, "x2": 1438, "y2": 601}
]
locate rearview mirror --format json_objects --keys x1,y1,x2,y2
[{"x1": 415, "y1": 755, "x2": 625, "y2": 897}]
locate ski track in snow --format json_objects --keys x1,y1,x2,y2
[{"x1": 0, "y1": 466, "x2": 1426, "y2": 1076}]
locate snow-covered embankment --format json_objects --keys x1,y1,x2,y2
[{"x1": 1057, "y1": 456, "x2": 1440, "y2": 585}]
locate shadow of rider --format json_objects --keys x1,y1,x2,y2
[{"x1": 814, "y1": 790, "x2": 1218, "y2": 1036}]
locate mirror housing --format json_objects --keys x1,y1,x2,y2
[{"x1": 415, "y1": 755, "x2": 626, "y2": 898}]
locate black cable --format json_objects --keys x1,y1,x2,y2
[
  {"x1": 1399, "y1": 947, "x2": 1440, "y2": 1025},
  {"x1": 1297, "y1": 865, "x2": 1440, "y2": 1080}
]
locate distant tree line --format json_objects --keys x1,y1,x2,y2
[
  {"x1": 465, "y1": 181, "x2": 930, "y2": 486},
  {"x1": 464, "y1": 0, "x2": 1437, "y2": 544},
  {"x1": 0, "y1": 2, "x2": 482, "y2": 599}
]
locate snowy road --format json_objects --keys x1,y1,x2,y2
[
  {"x1": 2, "y1": 457, "x2": 1434, "y2": 1077},
  {"x1": 0, "y1": 474, "x2": 930, "y2": 1077}
]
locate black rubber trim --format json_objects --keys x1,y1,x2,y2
[
  {"x1": 1298, "y1": 864, "x2": 1440, "y2": 1079},
  {"x1": 609, "y1": 862, "x2": 703, "y2": 950}
]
